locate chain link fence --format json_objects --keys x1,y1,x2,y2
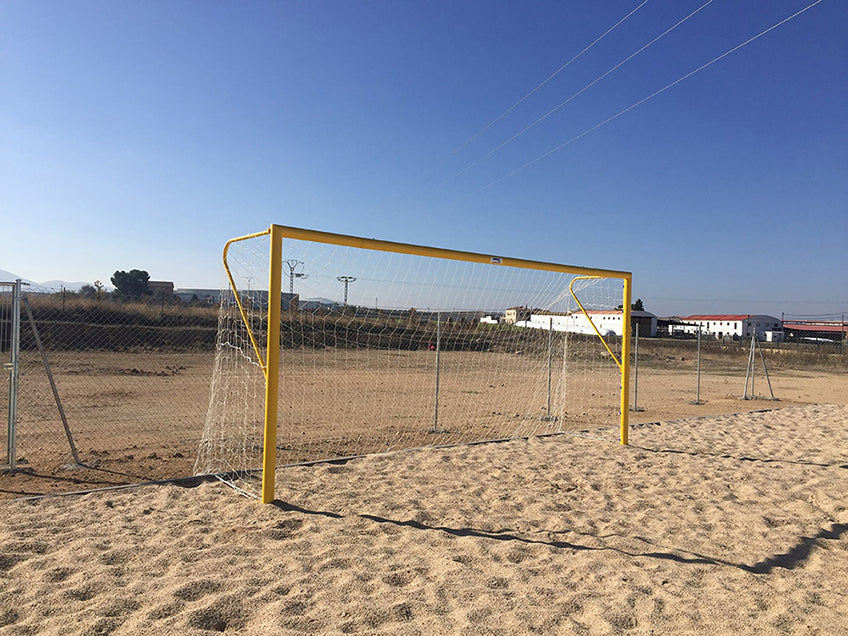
[
  {"x1": 629, "y1": 330, "x2": 848, "y2": 417},
  {"x1": 2, "y1": 285, "x2": 218, "y2": 495},
  {"x1": 2, "y1": 285, "x2": 846, "y2": 498}
]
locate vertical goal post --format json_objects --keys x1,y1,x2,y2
[{"x1": 218, "y1": 224, "x2": 632, "y2": 504}]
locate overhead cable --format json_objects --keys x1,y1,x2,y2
[
  {"x1": 474, "y1": 0, "x2": 825, "y2": 194},
  {"x1": 445, "y1": 0, "x2": 715, "y2": 184},
  {"x1": 421, "y1": 0, "x2": 651, "y2": 177}
]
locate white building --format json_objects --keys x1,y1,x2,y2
[
  {"x1": 504, "y1": 306, "x2": 531, "y2": 325},
  {"x1": 675, "y1": 315, "x2": 781, "y2": 340},
  {"x1": 516, "y1": 310, "x2": 657, "y2": 337}
]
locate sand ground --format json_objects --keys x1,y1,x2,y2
[{"x1": 1, "y1": 404, "x2": 846, "y2": 634}]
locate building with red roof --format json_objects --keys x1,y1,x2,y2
[{"x1": 783, "y1": 320, "x2": 847, "y2": 342}]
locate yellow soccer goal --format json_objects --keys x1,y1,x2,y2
[{"x1": 195, "y1": 225, "x2": 632, "y2": 503}]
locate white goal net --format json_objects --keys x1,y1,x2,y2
[{"x1": 196, "y1": 227, "x2": 629, "y2": 499}]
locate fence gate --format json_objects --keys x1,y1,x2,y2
[{"x1": 1, "y1": 280, "x2": 21, "y2": 469}]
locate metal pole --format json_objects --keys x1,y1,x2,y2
[
  {"x1": 7, "y1": 280, "x2": 21, "y2": 469},
  {"x1": 690, "y1": 326, "x2": 703, "y2": 405},
  {"x1": 542, "y1": 317, "x2": 555, "y2": 421},
  {"x1": 620, "y1": 275, "x2": 632, "y2": 445},
  {"x1": 631, "y1": 325, "x2": 642, "y2": 412},
  {"x1": 430, "y1": 312, "x2": 445, "y2": 433},
  {"x1": 22, "y1": 297, "x2": 81, "y2": 465},
  {"x1": 337, "y1": 276, "x2": 356, "y2": 306},
  {"x1": 743, "y1": 330, "x2": 756, "y2": 399},
  {"x1": 756, "y1": 336, "x2": 776, "y2": 400},
  {"x1": 751, "y1": 330, "x2": 756, "y2": 398},
  {"x1": 781, "y1": 312, "x2": 785, "y2": 351},
  {"x1": 561, "y1": 321, "x2": 569, "y2": 427}
]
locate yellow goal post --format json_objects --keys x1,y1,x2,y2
[{"x1": 221, "y1": 224, "x2": 632, "y2": 504}]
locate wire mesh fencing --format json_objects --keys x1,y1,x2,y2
[
  {"x1": 2, "y1": 285, "x2": 218, "y2": 491},
  {"x1": 628, "y1": 330, "x2": 848, "y2": 418},
  {"x1": 2, "y1": 279, "x2": 846, "y2": 499}
]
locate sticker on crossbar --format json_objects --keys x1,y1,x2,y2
[{"x1": 490, "y1": 256, "x2": 503, "y2": 264}]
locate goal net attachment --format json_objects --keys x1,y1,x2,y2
[{"x1": 196, "y1": 225, "x2": 632, "y2": 503}]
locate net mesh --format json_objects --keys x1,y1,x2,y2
[{"x1": 196, "y1": 233, "x2": 625, "y2": 495}]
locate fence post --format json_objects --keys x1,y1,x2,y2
[
  {"x1": 743, "y1": 331, "x2": 756, "y2": 399},
  {"x1": 6, "y1": 280, "x2": 22, "y2": 469},
  {"x1": 755, "y1": 336, "x2": 776, "y2": 400},
  {"x1": 542, "y1": 316, "x2": 557, "y2": 421},
  {"x1": 630, "y1": 325, "x2": 643, "y2": 412},
  {"x1": 690, "y1": 326, "x2": 703, "y2": 405},
  {"x1": 430, "y1": 312, "x2": 446, "y2": 433},
  {"x1": 22, "y1": 297, "x2": 82, "y2": 466}
]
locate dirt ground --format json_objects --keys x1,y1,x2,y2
[{"x1": 1, "y1": 348, "x2": 846, "y2": 500}]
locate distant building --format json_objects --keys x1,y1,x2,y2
[
  {"x1": 174, "y1": 288, "x2": 222, "y2": 305},
  {"x1": 783, "y1": 320, "x2": 847, "y2": 343},
  {"x1": 675, "y1": 315, "x2": 781, "y2": 340},
  {"x1": 630, "y1": 310, "x2": 658, "y2": 337},
  {"x1": 516, "y1": 310, "x2": 657, "y2": 337},
  {"x1": 764, "y1": 330, "x2": 785, "y2": 343},
  {"x1": 148, "y1": 281, "x2": 174, "y2": 298},
  {"x1": 504, "y1": 306, "x2": 531, "y2": 325}
]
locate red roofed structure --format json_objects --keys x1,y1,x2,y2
[{"x1": 783, "y1": 321, "x2": 847, "y2": 342}]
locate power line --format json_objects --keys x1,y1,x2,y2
[
  {"x1": 473, "y1": 0, "x2": 825, "y2": 195},
  {"x1": 420, "y1": 0, "x2": 651, "y2": 177},
  {"x1": 444, "y1": 0, "x2": 715, "y2": 185}
]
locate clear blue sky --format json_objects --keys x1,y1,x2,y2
[{"x1": 2, "y1": 1, "x2": 846, "y2": 318}]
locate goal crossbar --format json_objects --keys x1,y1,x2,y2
[{"x1": 221, "y1": 224, "x2": 632, "y2": 503}]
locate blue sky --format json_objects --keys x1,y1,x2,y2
[{"x1": 2, "y1": 0, "x2": 846, "y2": 318}]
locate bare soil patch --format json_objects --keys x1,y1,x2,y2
[{"x1": 2, "y1": 347, "x2": 846, "y2": 500}]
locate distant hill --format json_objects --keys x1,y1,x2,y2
[
  {"x1": 0, "y1": 269, "x2": 94, "y2": 292},
  {"x1": 37, "y1": 280, "x2": 91, "y2": 292},
  {"x1": 0, "y1": 269, "x2": 33, "y2": 284},
  {"x1": 300, "y1": 297, "x2": 343, "y2": 310}
]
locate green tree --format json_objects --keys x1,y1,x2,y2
[
  {"x1": 111, "y1": 269, "x2": 151, "y2": 301},
  {"x1": 79, "y1": 284, "x2": 97, "y2": 299},
  {"x1": 616, "y1": 298, "x2": 645, "y2": 311}
]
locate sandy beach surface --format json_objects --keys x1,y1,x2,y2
[{"x1": 1, "y1": 403, "x2": 847, "y2": 634}]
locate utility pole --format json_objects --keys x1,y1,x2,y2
[
  {"x1": 283, "y1": 259, "x2": 308, "y2": 295},
  {"x1": 337, "y1": 276, "x2": 356, "y2": 305}
]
